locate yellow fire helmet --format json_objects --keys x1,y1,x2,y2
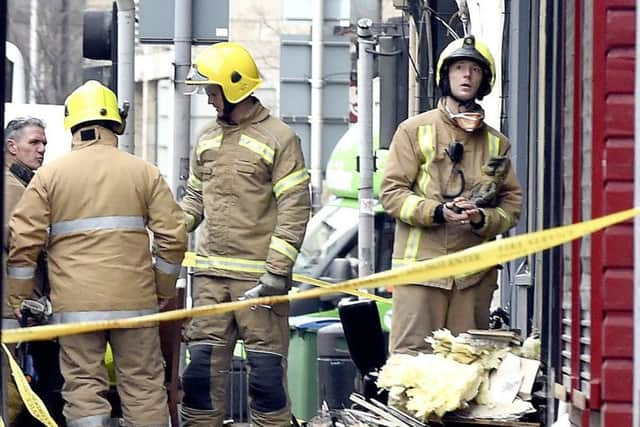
[
  {"x1": 436, "y1": 35, "x2": 496, "y2": 99},
  {"x1": 185, "y1": 42, "x2": 263, "y2": 103},
  {"x1": 64, "y1": 80, "x2": 123, "y2": 131}
]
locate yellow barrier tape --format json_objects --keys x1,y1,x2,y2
[
  {"x1": 292, "y1": 274, "x2": 392, "y2": 305},
  {"x1": 1, "y1": 344, "x2": 57, "y2": 426},
  {"x1": 2, "y1": 206, "x2": 639, "y2": 344}
]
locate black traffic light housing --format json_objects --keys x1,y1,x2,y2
[{"x1": 82, "y1": 2, "x2": 117, "y2": 91}]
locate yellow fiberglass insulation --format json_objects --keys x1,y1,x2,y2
[{"x1": 377, "y1": 353, "x2": 483, "y2": 420}]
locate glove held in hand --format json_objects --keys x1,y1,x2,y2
[{"x1": 244, "y1": 272, "x2": 290, "y2": 299}]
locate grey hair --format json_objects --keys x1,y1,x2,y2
[{"x1": 4, "y1": 117, "x2": 46, "y2": 144}]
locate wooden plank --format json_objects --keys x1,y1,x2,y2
[
  {"x1": 602, "y1": 269, "x2": 633, "y2": 311},
  {"x1": 605, "y1": 51, "x2": 635, "y2": 94},
  {"x1": 604, "y1": 94, "x2": 634, "y2": 137},
  {"x1": 605, "y1": 0, "x2": 635, "y2": 8},
  {"x1": 602, "y1": 359, "x2": 633, "y2": 401},
  {"x1": 603, "y1": 139, "x2": 634, "y2": 181},
  {"x1": 606, "y1": 10, "x2": 636, "y2": 47},
  {"x1": 572, "y1": 389, "x2": 588, "y2": 410},
  {"x1": 602, "y1": 224, "x2": 634, "y2": 267},
  {"x1": 554, "y1": 382, "x2": 569, "y2": 401},
  {"x1": 602, "y1": 402, "x2": 633, "y2": 426},
  {"x1": 602, "y1": 314, "x2": 633, "y2": 358}
]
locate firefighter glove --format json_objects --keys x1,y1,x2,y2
[
  {"x1": 470, "y1": 181, "x2": 498, "y2": 208},
  {"x1": 470, "y1": 156, "x2": 510, "y2": 207},
  {"x1": 184, "y1": 212, "x2": 196, "y2": 232},
  {"x1": 481, "y1": 155, "x2": 509, "y2": 177},
  {"x1": 243, "y1": 271, "x2": 290, "y2": 299}
]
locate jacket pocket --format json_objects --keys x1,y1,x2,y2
[{"x1": 235, "y1": 159, "x2": 256, "y2": 175}]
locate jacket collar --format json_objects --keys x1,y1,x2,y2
[
  {"x1": 218, "y1": 97, "x2": 270, "y2": 129},
  {"x1": 71, "y1": 125, "x2": 118, "y2": 150},
  {"x1": 437, "y1": 97, "x2": 486, "y2": 132},
  {"x1": 5, "y1": 159, "x2": 34, "y2": 185}
]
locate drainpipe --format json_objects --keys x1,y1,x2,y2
[
  {"x1": 357, "y1": 18, "x2": 375, "y2": 279},
  {"x1": 117, "y1": 0, "x2": 135, "y2": 153},
  {"x1": 310, "y1": 0, "x2": 324, "y2": 213},
  {"x1": 6, "y1": 42, "x2": 26, "y2": 103},
  {"x1": 408, "y1": 17, "x2": 418, "y2": 116},
  {"x1": 632, "y1": 0, "x2": 640, "y2": 423},
  {"x1": 171, "y1": 0, "x2": 192, "y2": 200},
  {"x1": 28, "y1": 0, "x2": 38, "y2": 103}
]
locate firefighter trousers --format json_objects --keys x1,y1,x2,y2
[
  {"x1": 390, "y1": 268, "x2": 499, "y2": 355},
  {"x1": 59, "y1": 326, "x2": 169, "y2": 427},
  {"x1": 180, "y1": 276, "x2": 291, "y2": 427}
]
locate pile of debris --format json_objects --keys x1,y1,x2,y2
[
  {"x1": 299, "y1": 329, "x2": 542, "y2": 426},
  {"x1": 375, "y1": 329, "x2": 541, "y2": 424}
]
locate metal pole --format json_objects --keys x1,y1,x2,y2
[
  {"x1": 408, "y1": 17, "x2": 418, "y2": 117},
  {"x1": 632, "y1": 1, "x2": 640, "y2": 424},
  {"x1": 310, "y1": 0, "x2": 324, "y2": 213},
  {"x1": 171, "y1": 0, "x2": 192, "y2": 201},
  {"x1": 505, "y1": 0, "x2": 533, "y2": 338},
  {"x1": 28, "y1": 0, "x2": 38, "y2": 103},
  {"x1": 117, "y1": 0, "x2": 135, "y2": 153},
  {"x1": 378, "y1": 35, "x2": 397, "y2": 150},
  {"x1": 0, "y1": 0, "x2": 6, "y2": 417},
  {"x1": 357, "y1": 18, "x2": 375, "y2": 279}
]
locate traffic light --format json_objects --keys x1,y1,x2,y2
[{"x1": 82, "y1": 2, "x2": 117, "y2": 91}]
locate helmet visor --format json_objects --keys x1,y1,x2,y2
[{"x1": 184, "y1": 64, "x2": 212, "y2": 95}]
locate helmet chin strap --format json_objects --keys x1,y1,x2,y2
[
  {"x1": 447, "y1": 94, "x2": 477, "y2": 110},
  {"x1": 220, "y1": 95, "x2": 239, "y2": 123}
]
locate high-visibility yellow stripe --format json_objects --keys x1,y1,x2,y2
[
  {"x1": 399, "y1": 195, "x2": 422, "y2": 225},
  {"x1": 495, "y1": 207, "x2": 513, "y2": 234},
  {"x1": 392, "y1": 258, "x2": 414, "y2": 269},
  {"x1": 417, "y1": 125, "x2": 436, "y2": 195},
  {"x1": 487, "y1": 132, "x2": 500, "y2": 156},
  {"x1": 187, "y1": 173, "x2": 202, "y2": 191},
  {"x1": 155, "y1": 256, "x2": 182, "y2": 275},
  {"x1": 239, "y1": 134, "x2": 275, "y2": 165},
  {"x1": 274, "y1": 168, "x2": 310, "y2": 199},
  {"x1": 7, "y1": 266, "x2": 35, "y2": 280},
  {"x1": 183, "y1": 253, "x2": 266, "y2": 273},
  {"x1": 52, "y1": 309, "x2": 157, "y2": 324},
  {"x1": 398, "y1": 125, "x2": 436, "y2": 260},
  {"x1": 403, "y1": 227, "x2": 422, "y2": 260},
  {"x1": 270, "y1": 236, "x2": 299, "y2": 262},
  {"x1": 196, "y1": 136, "x2": 222, "y2": 158},
  {"x1": 50, "y1": 216, "x2": 146, "y2": 236}
]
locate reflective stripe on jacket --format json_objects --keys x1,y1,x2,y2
[
  {"x1": 7, "y1": 126, "x2": 188, "y2": 313},
  {"x1": 380, "y1": 98, "x2": 522, "y2": 290},
  {"x1": 181, "y1": 98, "x2": 311, "y2": 280}
]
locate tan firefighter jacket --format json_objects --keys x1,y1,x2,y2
[
  {"x1": 181, "y1": 98, "x2": 311, "y2": 280},
  {"x1": 380, "y1": 98, "x2": 522, "y2": 290},
  {"x1": 4, "y1": 160, "x2": 31, "y2": 247},
  {"x1": 6, "y1": 126, "x2": 187, "y2": 321},
  {"x1": 3, "y1": 160, "x2": 33, "y2": 321}
]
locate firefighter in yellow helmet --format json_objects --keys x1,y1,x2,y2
[
  {"x1": 6, "y1": 80, "x2": 187, "y2": 427},
  {"x1": 180, "y1": 42, "x2": 310, "y2": 426},
  {"x1": 380, "y1": 36, "x2": 522, "y2": 355}
]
